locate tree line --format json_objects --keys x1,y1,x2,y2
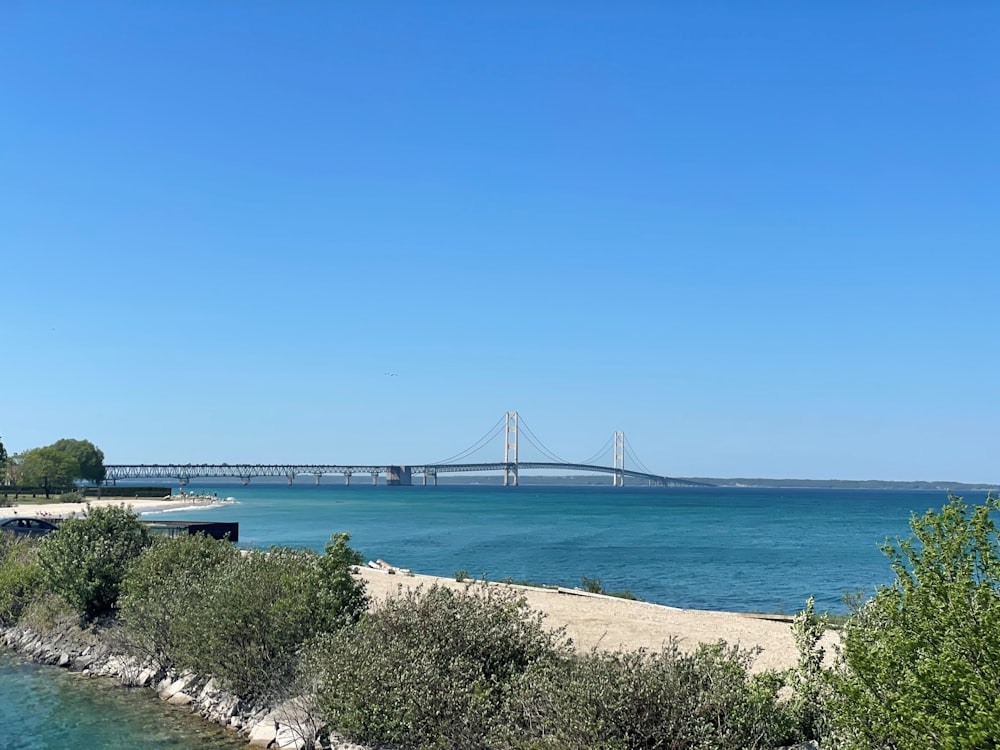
[{"x1": 1, "y1": 435, "x2": 106, "y2": 497}]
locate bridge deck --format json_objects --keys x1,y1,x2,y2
[{"x1": 104, "y1": 463, "x2": 711, "y2": 487}]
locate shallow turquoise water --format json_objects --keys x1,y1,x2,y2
[{"x1": 0, "y1": 653, "x2": 246, "y2": 750}]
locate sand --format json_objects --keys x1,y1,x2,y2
[
  {"x1": 0, "y1": 495, "x2": 229, "y2": 520},
  {"x1": 357, "y1": 567, "x2": 839, "y2": 673}
]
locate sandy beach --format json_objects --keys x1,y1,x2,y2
[
  {"x1": 357, "y1": 566, "x2": 838, "y2": 673},
  {"x1": 0, "y1": 495, "x2": 229, "y2": 520}
]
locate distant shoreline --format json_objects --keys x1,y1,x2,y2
[
  {"x1": 683, "y1": 478, "x2": 1000, "y2": 491},
  {"x1": 130, "y1": 475, "x2": 999, "y2": 491}
]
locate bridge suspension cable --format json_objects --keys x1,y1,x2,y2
[
  {"x1": 578, "y1": 434, "x2": 614, "y2": 467},
  {"x1": 517, "y1": 416, "x2": 574, "y2": 465},
  {"x1": 431, "y1": 414, "x2": 506, "y2": 465},
  {"x1": 623, "y1": 434, "x2": 655, "y2": 475}
]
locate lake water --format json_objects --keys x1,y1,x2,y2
[
  {"x1": 2, "y1": 483, "x2": 983, "y2": 747},
  {"x1": 147, "y1": 482, "x2": 976, "y2": 615}
]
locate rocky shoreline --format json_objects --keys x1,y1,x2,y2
[{"x1": 0, "y1": 621, "x2": 370, "y2": 749}]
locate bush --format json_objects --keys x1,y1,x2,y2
[
  {"x1": 313, "y1": 583, "x2": 569, "y2": 748},
  {"x1": 120, "y1": 532, "x2": 240, "y2": 668},
  {"x1": 121, "y1": 533, "x2": 367, "y2": 703},
  {"x1": 38, "y1": 505, "x2": 151, "y2": 620},
  {"x1": 501, "y1": 641, "x2": 797, "y2": 750},
  {"x1": 0, "y1": 534, "x2": 44, "y2": 624},
  {"x1": 830, "y1": 493, "x2": 1000, "y2": 749}
]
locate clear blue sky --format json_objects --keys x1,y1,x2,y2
[{"x1": 2, "y1": 2, "x2": 998, "y2": 482}]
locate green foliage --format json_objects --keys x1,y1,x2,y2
[
  {"x1": 122, "y1": 533, "x2": 367, "y2": 703},
  {"x1": 38, "y1": 505, "x2": 152, "y2": 620},
  {"x1": 11, "y1": 439, "x2": 106, "y2": 495},
  {"x1": 0, "y1": 436, "x2": 8, "y2": 479},
  {"x1": 0, "y1": 534, "x2": 44, "y2": 624},
  {"x1": 831, "y1": 494, "x2": 1000, "y2": 749},
  {"x1": 313, "y1": 583, "x2": 569, "y2": 748},
  {"x1": 501, "y1": 642, "x2": 796, "y2": 750},
  {"x1": 314, "y1": 532, "x2": 368, "y2": 631},
  {"x1": 454, "y1": 568, "x2": 470, "y2": 582},
  {"x1": 17, "y1": 447, "x2": 79, "y2": 496},
  {"x1": 788, "y1": 596, "x2": 831, "y2": 741},
  {"x1": 120, "y1": 532, "x2": 240, "y2": 668},
  {"x1": 48, "y1": 438, "x2": 106, "y2": 484}
]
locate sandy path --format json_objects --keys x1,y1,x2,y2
[{"x1": 357, "y1": 567, "x2": 837, "y2": 673}]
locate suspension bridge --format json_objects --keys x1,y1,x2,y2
[{"x1": 104, "y1": 412, "x2": 710, "y2": 488}]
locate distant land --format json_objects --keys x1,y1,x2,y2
[
  {"x1": 120, "y1": 474, "x2": 999, "y2": 492},
  {"x1": 386, "y1": 475, "x2": 1000, "y2": 491},
  {"x1": 683, "y1": 478, "x2": 1000, "y2": 492}
]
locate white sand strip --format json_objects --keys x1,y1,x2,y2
[
  {"x1": 356, "y1": 567, "x2": 839, "y2": 672},
  {"x1": 0, "y1": 496, "x2": 229, "y2": 519}
]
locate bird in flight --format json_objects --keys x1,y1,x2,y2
[{"x1": 384, "y1": 372, "x2": 398, "y2": 377}]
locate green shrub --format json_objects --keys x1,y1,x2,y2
[
  {"x1": 120, "y1": 532, "x2": 240, "y2": 668},
  {"x1": 121, "y1": 533, "x2": 367, "y2": 703},
  {"x1": 38, "y1": 505, "x2": 151, "y2": 620},
  {"x1": 501, "y1": 641, "x2": 796, "y2": 750},
  {"x1": 830, "y1": 493, "x2": 1000, "y2": 749},
  {"x1": 313, "y1": 583, "x2": 569, "y2": 748},
  {"x1": 313, "y1": 532, "x2": 368, "y2": 632},
  {"x1": 0, "y1": 534, "x2": 44, "y2": 624}
]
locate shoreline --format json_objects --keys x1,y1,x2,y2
[
  {"x1": 0, "y1": 495, "x2": 232, "y2": 520},
  {"x1": 355, "y1": 566, "x2": 838, "y2": 673}
]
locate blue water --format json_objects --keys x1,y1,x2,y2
[
  {"x1": 145, "y1": 483, "x2": 977, "y2": 615},
  {"x1": 0, "y1": 653, "x2": 246, "y2": 749},
  {"x1": 2, "y1": 483, "x2": 982, "y2": 748}
]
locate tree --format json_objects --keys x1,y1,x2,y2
[
  {"x1": 0, "y1": 436, "x2": 8, "y2": 481},
  {"x1": 18, "y1": 446, "x2": 80, "y2": 497},
  {"x1": 39, "y1": 505, "x2": 152, "y2": 620},
  {"x1": 49, "y1": 438, "x2": 106, "y2": 484},
  {"x1": 831, "y1": 494, "x2": 1000, "y2": 749},
  {"x1": 14, "y1": 439, "x2": 107, "y2": 495}
]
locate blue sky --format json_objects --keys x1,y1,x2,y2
[{"x1": 2, "y1": 2, "x2": 998, "y2": 482}]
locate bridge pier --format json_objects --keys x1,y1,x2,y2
[
  {"x1": 286, "y1": 474, "x2": 295, "y2": 485},
  {"x1": 314, "y1": 474, "x2": 321, "y2": 485},
  {"x1": 344, "y1": 472, "x2": 351, "y2": 486},
  {"x1": 371, "y1": 473, "x2": 378, "y2": 486},
  {"x1": 387, "y1": 465, "x2": 412, "y2": 486},
  {"x1": 240, "y1": 477, "x2": 250, "y2": 486},
  {"x1": 179, "y1": 477, "x2": 190, "y2": 487}
]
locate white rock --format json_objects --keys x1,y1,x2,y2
[{"x1": 246, "y1": 719, "x2": 277, "y2": 746}]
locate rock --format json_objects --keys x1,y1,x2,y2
[
  {"x1": 274, "y1": 724, "x2": 308, "y2": 749},
  {"x1": 58, "y1": 652, "x2": 70, "y2": 667},
  {"x1": 246, "y1": 719, "x2": 278, "y2": 746},
  {"x1": 167, "y1": 691, "x2": 194, "y2": 706},
  {"x1": 159, "y1": 675, "x2": 193, "y2": 700}
]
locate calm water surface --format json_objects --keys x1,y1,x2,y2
[{"x1": 147, "y1": 483, "x2": 976, "y2": 614}]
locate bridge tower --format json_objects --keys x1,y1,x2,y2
[
  {"x1": 613, "y1": 431, "x2": 625, "y2": 487},
  {"x1": 504, "y1": 411, "x2": 519, "y2": 487}
]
